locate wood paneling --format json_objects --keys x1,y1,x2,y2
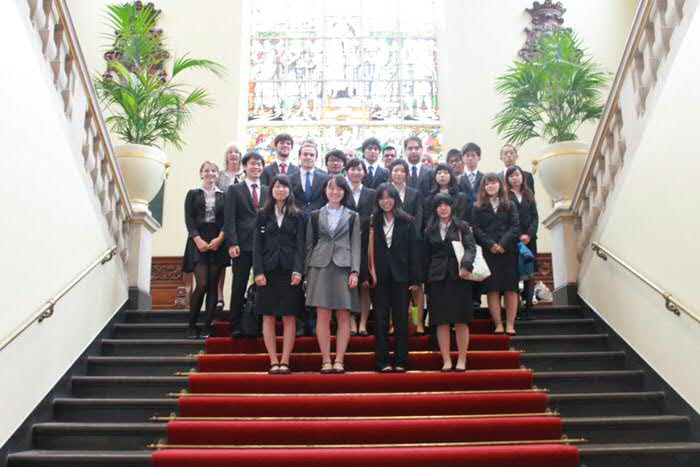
[{"x1": 151, "y1": 257, "x2": 192, "y2": 310}]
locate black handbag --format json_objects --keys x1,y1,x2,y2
[{"x1": 239, "y1": 283, "x2": 261, "y2": 337}]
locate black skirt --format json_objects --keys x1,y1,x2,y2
[
  {"x1": 182, "y1": 223, "x2": 230, "y2": 273},
  {"x1": 427, "y1": 277, "x2": 473, "y2": 326},
  {"x1": 255, "y1": 269, "x2": 305, "y2": 316},
  {"x1": 481, "y1": 247, "x2": 518, "y2": 293}
]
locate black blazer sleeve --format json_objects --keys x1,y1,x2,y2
[
  {"x1": 359, "y1": 217, "x2": 371, "y2": 283},
  {"x1": 184, "y1": 190, "x2": 200, "y2": 238},
  {"x1": 413, "y1": 194, "x2": 424, "y2": 241},
  {"x1": 252, "y1": 213, "x2": 264, "y2": 276},
  {"x1": 472, "y1": 209, "x2": 494, "y2": 250},
  {"x1": 293, "y1": 214, "x2": 305, "y2": 275},
  {"x1": 527, "y1": 199, "x2": 539, "y2": 239},
  {"x1": 224, "y1": 185, "x2": 239, "y2": 248},
  {"x1": 499, "y1": 203, "x2": 521, "y2": 249},
  {"x1": 458, "y1": 224, "x2": 477, "y2": 272}
]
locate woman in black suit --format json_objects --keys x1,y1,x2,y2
[
  {"x1": 424, "y1": 163, "x2": 472, "y2": 225},
  {"x1": 472, "y1": 173, "x2": 521, "y2": 336},
  {"x1": 506, "y1": 166, "x2": 539, "y2": 319},
  {"x1": 365, "y1": 183, "x2": 419, "y2": 372},
  {"x1": 253, "y1": 175, "x2": 306, "y2": 374},
  {"x1": 424, "y1": 193, "x2": 477, "y2": 372},
  {"x1": 182, "y1": 161, "x2": 230, "y2": 339}
]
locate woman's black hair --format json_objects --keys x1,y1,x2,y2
[
  {"x1": 261, "y1": 175, "x2": 301, "y2": 217},
  {"x1": 424, "y1": 192, "x2": 466, "y2": 237},
  {"x1": 321, "y1": 174, "x2": 353, "y2": 205},
  {"x1": 505, "y1": 165, "x2": 535, "y2": 204},
  {"x1": 430, "y1": 163, "x2": 460, "y2": 196},
  {"x1": 389, "y1": 159, "x2": 409, "y2": 180},
  {"x1": 371, "y1": 183, "x2": 413, "y2": 227}
]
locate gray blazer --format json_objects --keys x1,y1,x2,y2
[{"x1": 305, "y1": 206, "x2": 361, "y2": 275}]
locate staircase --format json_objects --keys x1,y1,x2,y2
[{"x1": 5, "y1": 305, "x2": 700, "y2": 466}]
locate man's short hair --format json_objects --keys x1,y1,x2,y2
[
  {"x1": 500, "y1": 143, "x2": 518, "y2": 156},
  {"x1": 298, "y1": 139, "x2": 318, "y2": 156},
  {"x1": 462, "y1": 142, "x2": 482, "y2": 156},
  {"x1": 273, "y1": 133, "x2": 294, "y2": 147},
  {"x1": 403, "y1": 136, "x2": 422, "y2": 149},
  {"x1": 325, "y1": 149, "x2": 347, "y2": 166},
  {"x1": 446, "y1": 148, "x2": 462, "y2": 162},
  {"x1": 362, "y1": 137, "x2": 381, "y2": 153},
  {"x1": 383, "y1": 145, "x2": 396, "y2": 154},
  {"x1": 241, "y1": 151, "x2": 265, "y2": 167}
]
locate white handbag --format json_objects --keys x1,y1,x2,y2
[{"x1": 452, "y1": 230, "x2": 491, "y2": 282}]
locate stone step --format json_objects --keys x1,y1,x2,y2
[
  {"x1": 579, "y1": 442, "x2": 700, "y2": 467},
  {"x1": 521, "y1": 351, "x2": 626, "y2": 372},
  {"x1": 33, "y1": 423, "x2": 165, "y2": 451},
  {"x1": 563, "y1": 415, "x2": 690, "y2": 444},
  {"x1": 101, "y1": 339, "x2": 205, "y2": 357},
  {"x1": 53, "y1": 398, "x2": 178, "y2": 423},
  {"x1": 6, "y1": 450, "x2": 151, "y2": 466},
  {"x1": 87, "y1": 357, "x2": 196, "y2": 376},
  {"x1": 550, "y1": 391, "x2": 665, "y2": 417},
  {"x1": 71, "y1": 377, "x2": 187, "y2": 399},
  {"x1": 533, "y1": 370, "x2": 644, "y2": 393},
  {"x1": 510, "y1": 334, "x2": 610, "y2": 352}
]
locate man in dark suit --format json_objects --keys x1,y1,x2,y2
[
  {"x1": 382, "y1": 145, "x2": 397, "y2": 170},
  {"x1": 361, "y1": 137, "x2": 389, "y2": 189},
  {"x1": 404, "y1": 135, "x2": 434, "y2": 196},
  {"x1": 458, "y1": 142, "x2": 485, "y2": 204},
  {"x1": 499, "y1": 144, "x2": 535, "y2": 193},
  {"x1": 260, "y1": 133, "x2": 299, "y2": 186},
  {"x1": 225, "y1": 152, "x2": 267, "y2": 337},
  {"x1": 290, "y1": 141, "x2": 329, "y2": 221}
]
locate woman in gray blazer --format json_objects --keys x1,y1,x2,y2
[{"x1": 305, "y1": 175, "x2": 361, "y2": 374}]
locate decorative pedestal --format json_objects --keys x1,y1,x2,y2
[
  {"x1": 543, "y1": 207, "x2": 580, "y2": 306},
  {"x1": 127, "y1": 212, "x2": 161, "y2": 309}
]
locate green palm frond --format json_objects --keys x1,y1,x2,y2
[{"x1": 492, "y1": 30, "x2": 610, "y2": 145}]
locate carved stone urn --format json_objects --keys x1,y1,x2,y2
[
  {"x1": 114, "y1": 144, "x2": 169, "y2": 214},
  {"x1": 532, "y1": 141, "x2": 589, "y2": 209}
]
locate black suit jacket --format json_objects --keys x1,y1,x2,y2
[
  {"x1": 401, "y1": 187, "x2": 424, "y2": 241},
  {"x1": 458, "y1": 171, "x2": 484, "y2": 205},
  {"x1": 290, "y1": 169, "x2": 328, "y2": 219},
  {"x1": 260, "y1": 160, "x2": 299, "y2": 186},
  {"x1": 511, "y1": 192, "x2": 539, "y2": 240},
  {"x1": 472, "y1": 201, "x2": 520, "y2": 253},
  {"x1": 362, "y1": 164, "x2": 389, "y2": 190},
  {"x1": 252, "y1": 210, "x2": 305, "y2": 275},
  {"x1": 184, "y1": 189, "x2": 225, "y2": 238},
  {"x1": 498, "y1": 169, "x2": 535, "y2": 193},
  {"x1": 345, "y1": 186, "x2": 376, "y2": 223},
  {"x1": 370, "y1": 217, "x2": 420, "y2": 285},
  {"x1": 424, "y1": 221, "x2": 476, "y2": 282},
  {"x1": 224, "y1": 181, "x2": 267, "y2": 252},
  {"x1": 407, "y1": 165, "x2": 434, "y2": 197}
]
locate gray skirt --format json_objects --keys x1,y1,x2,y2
[{"x1": 306, "y1": 263, "x2": 360, "y2": 313}]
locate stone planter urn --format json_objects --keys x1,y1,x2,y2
[
  {"x1": 114, "y1": 143, "x2": 168, "y2": 214},
  {"x1": 532, "y1": 141, "x2": 589, "y2": 209}
]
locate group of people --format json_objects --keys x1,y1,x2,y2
[{"x1": 183, "y1": 133, "x2": 539, "y2": 374}]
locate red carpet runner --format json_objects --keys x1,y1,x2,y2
[{"x1": 152, "y1": 321, "x2": 580, "y2": 467}]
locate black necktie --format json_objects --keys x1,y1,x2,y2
[{"x1": 411, "y1": 166, "x2": 418, "y2": 186}]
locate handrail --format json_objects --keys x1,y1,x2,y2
[
  {"x1": 54, "y1": 0, "x2": 133, "y2": 220},
  {"x1": 591, "y1": 242, "x2": 700, "y2": 325},
  {"x1": 571, "y1": 0, "x2": 655, "y2": 211},
  {"x1": 0, "y1": 246, "x2": 118, "y2": 353}
]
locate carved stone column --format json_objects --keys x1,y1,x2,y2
[
  {"x1": 127, "y1": 212, "x2": 161, "y2": 309},
  {"x1": 542, "y1": 207, "x2": 579, "y2": 305}
]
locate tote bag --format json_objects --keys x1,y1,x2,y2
[{"x1": 452, "y1": 230, "x2": 491, "y2": 282}]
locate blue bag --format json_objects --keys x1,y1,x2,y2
[{"x1": 517, "y1": 241, "x2": 536, "y2": 280}]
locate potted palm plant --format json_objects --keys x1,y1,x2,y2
[
  {"x1": 492, "y1": 30, "x2": 608, "y2": 208},
  {"x1": 95, "y1": 2, "x2": 224, "y2": 214}
]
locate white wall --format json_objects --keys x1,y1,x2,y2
[
  {"x1": 579, "y1": 4, "x2": 700, "y2": 412},
  {"x1": 437, "y1": 0, "x2": 637, "y2": 252},
  {"x1": 66, "y1": 1, "x2": 636, "y2": 300},
  {"x1": 0, "y1": 0, "x2": 127, "y2": 447}
]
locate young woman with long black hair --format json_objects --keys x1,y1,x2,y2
[
  {"x1": 252, "y1": 175, "x2": 306, "y2": 374},
  {"x1": 424, "y1": 193, "x2": 476, "y2": 371},
  {"x1": 472, "y1": 173, "x2": 520, "y2": 335},
  {"x1": 365, "y1": 183, "x2": 419, "y2": 372},
  {"x1": 506, "y1": 165, "x2": 539, "y2": 319},
  {"x1": 182, "y1": 161, "x2": 229, "y2": 339},
  {"x1": 424, "y1": 163, "x2": 472, "y2": 225}
]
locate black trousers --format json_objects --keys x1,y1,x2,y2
[
  {"x1": 230, "y1": 251, "x2": 253, "y2": 331},
  {"x1": 372, "y1": 274, "x2": 409, "y2": 369}
]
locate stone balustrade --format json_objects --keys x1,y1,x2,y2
[
  {"x1": 572, "y1": 0, "x2": 688, "y2": 260},
  {"x1": 21, "y1": 0, "x2": 133, "y2": 266}
]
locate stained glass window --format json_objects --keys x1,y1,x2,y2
[{"x1": 247, "y1": 0, "x2": 441, "y2": 162}]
